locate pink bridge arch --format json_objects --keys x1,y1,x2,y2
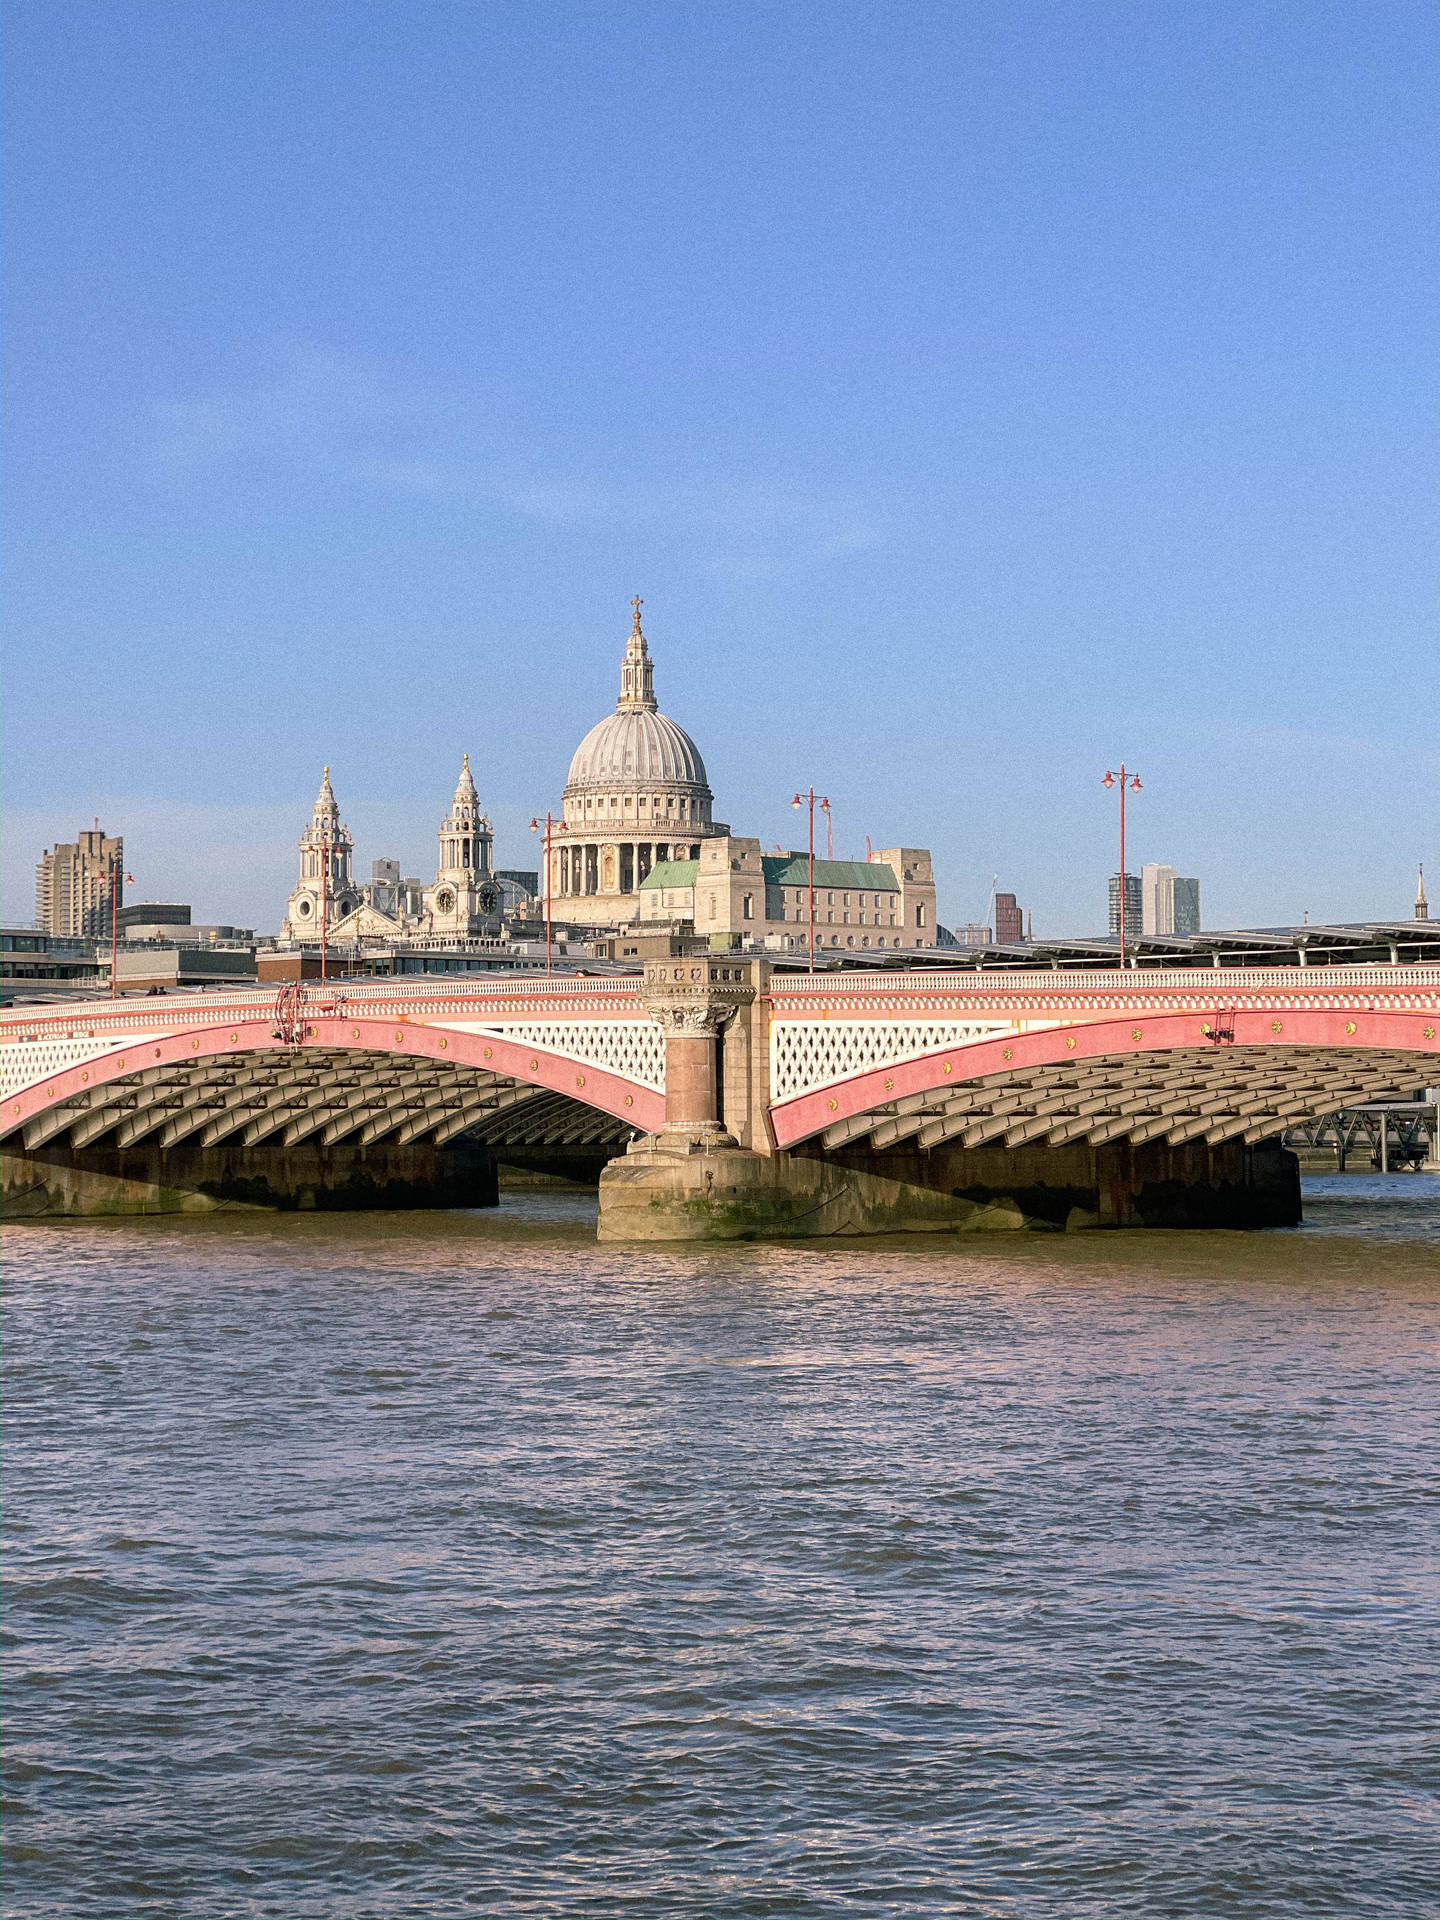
[
  {"x1": 768, "y1": 1006, "x2": 1440, "y2": 1148},
  {"x1": 2, "y1": 1012, "x2": 666, "y2": 1139}
]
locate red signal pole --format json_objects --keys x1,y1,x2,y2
[
  {"x1": 529, "y1": 813, "x2": 567, "y2": 974},
  {"x1": 791, "y1": 788, "x2": 831, "y2": 973},
  {"x1": 319, "y1": 822, "x2": 329, "y2": 986},
  {"x1": 1102, "y1": 765, "x2": 1142, "y2": 968},
  {"x1": 109, "y1": 858, "x2": 133, "y2": 998}
]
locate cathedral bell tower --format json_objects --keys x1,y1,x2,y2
[
  {"x1": 423, "y1": 755, "x2": 501, "y2": 936},
  {"x1": 280, "y1": 766, "x2": 358, "y2": 941}
]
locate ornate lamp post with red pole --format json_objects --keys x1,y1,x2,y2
[
  {"x1": 791, "y1": 788, "x2": 831, "y2": 973},
  {"x1": 109, "y1": 855, "x2": 134, "y2": 999},
  {"x1": 309, "y1": 813, "x2": 345, "y2": 987},
  {"x1": 318, "y1": 819, "x2": 331, "y2": 986},
  {"x1": 529, "y1": 813, "x2": 567, "y2": 973},
  {"x1": 1102, "y1": 765, "x2": 1142, "y2": 968}
]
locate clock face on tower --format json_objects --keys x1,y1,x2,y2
[
  {"x1": 478, "y1": 882, "x2": 499, "y2": 914},
  {"x1": 435, "y1": 888, "x2": 456, "y2": 914}
]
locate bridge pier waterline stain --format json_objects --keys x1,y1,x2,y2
[
  {"x1": 2, "y1": 960, "x2": 1435, "y2": 1228},
  {"x1": 598, "y1": 1137, "x2": 1303, "y2": 1239},
  {"x1": 2, "y1": 1135, "x2": 499, "y2": 1218}
]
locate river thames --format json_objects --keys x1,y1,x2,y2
[{"x1": 4, "y1": 1177, "x2": 1438, "y2": 1917}]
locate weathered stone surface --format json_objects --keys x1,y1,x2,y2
[
  {"x1": 597, "y1": 1136, "x2": 1301, "y2": 1241},
  {"x1": 1, "y1": 1137, "x2": 498, "y2": 1218}
]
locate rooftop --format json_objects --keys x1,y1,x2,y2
[
  {"x1": 762, "y1": 856, "x2": 900, "y2": 892},
  {"x1": 639, "y1": 856, "x2": 901, "y2": 892},
  {"x1": 641, "y1": 860, "x2": 699, "y2": 888},
  {"x1": 787, "y1": 921, "x2": 1440, "y2": 972}
]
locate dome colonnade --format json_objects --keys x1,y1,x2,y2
[{"x1": 554, "y1": 599, "x2": 723, "y2": 908}]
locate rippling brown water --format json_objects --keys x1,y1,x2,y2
[{"x1": 4, "y1": 1176, "x2": 1439, "y2": 1917}]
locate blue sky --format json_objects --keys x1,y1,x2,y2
[{"x1": 4, "y1": 0, "x2": 1435, "y2": 934}]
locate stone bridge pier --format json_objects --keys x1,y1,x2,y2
[{"x1": 597, "y1": 956, "x2": 1313, "y2": 1240}]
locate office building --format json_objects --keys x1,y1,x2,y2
[
  {"x1": 994, "y1": 891, "x2": 1025, "y2": 944},
  {"x1": 1142, "y1": 864, "x2": 1178, "y2": 936},
  {"x1": 35, "y1": 827, "x2": 123, "y2": 937},
  {"x1": 1108, "y1": 872, "x2": 1142, "y2": 938},
  {"x1": 1142, "y1": 864, "x2": 1201, "y2": 936}
]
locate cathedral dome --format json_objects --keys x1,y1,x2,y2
[
  {"x1": 562, "y1": 601, "x2": 712, "y2": 800},
  {"x1": 565, "y1": 705, "x2": 709, "y2": 793}
]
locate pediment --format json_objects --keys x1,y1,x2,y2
[{"x1": 330, "y1": 903, "x2": 406, "y2": 938}]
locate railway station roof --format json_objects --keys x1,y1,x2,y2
[{"x1": 784, "y1": 921, "x2": 1440, "y2": 973}]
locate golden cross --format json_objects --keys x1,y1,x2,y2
[{"x1": 631, "y1": 594, "x2": 643, "y2": 632}]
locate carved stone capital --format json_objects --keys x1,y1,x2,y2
[
  {"x1": 640, "y1": 958, "x2": 755, "y2": 1035},
  {"x1": 647, "y1": 1000, "x2": 732, "y2": 1037}
]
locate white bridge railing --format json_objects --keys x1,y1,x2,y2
[{"x1": 769, "y1": 964, "x2": 1440, "y2": 1004}]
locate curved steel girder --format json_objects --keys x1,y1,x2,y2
[
  {"x1": 0, "y1": 1015, "x2": 663, "y2": 1144},
  {"x1": 792, "y1": 1040, "x2": 1432, "y2": 1155}
]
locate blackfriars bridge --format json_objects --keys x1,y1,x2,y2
[{"x1": 4, "y1": 953, "x2": 1437, "y2": 1233}]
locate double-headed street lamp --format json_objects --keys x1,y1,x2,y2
[
  {"x1": 791, "y1": 787, "x2": 831, "y2": 973},
  {"x1": 1102, "y1": 764, "x2": 1142, "y2": 968},
  {"x1": 529, "y1": 812, "x2": 568, "y2": 973}
]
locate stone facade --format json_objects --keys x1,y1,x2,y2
[
  {"x1": 280, "y1": 759, "x2": 502, "y2": 947},
  {"x1": 418, "y1": 756, "x2": 501, "y2": 940},
  {"x1": 638, "y1": 837, "x2": 937, "y2": 951},
  {"x1": 279, "y1": 768, "x2": 359, "y2": 941}
]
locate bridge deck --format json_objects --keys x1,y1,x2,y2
[{"x1": 2, "y1": 964, "x2": 1436, "y2": 1163}]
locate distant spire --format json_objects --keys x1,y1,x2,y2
[
  {"x1": 618, "y1": 595, "x2": 658, "y2": 711},
  {"x1": 314, "y1": 765, "x2": 339, "y2": 819},
  {"x1": 1418, "y1": 862, "x2": 1429, "y2": 922},
  {"x1": 454, "y1": 752, "x2": 478, "y2": 803}
]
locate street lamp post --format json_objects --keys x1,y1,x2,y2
[
  {"x1": 109, "y1": 856, "x2": 133, "y2": 999},
  {"x1": 529, "y1": 813, "x2": 567, "y2": 973},
  {"x1": 319, "y1": 820, "x2": 330, "y2": 985},
  {"x1": 1102, "y1": 765, "x2": 1143, "y2": 967},
  {"x1": 791, "y1": 787, "x2": 831, "y2": 973}
]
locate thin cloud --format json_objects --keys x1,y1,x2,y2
[{"x1": 153, "y1": 343, "x2": 885, "y2": 572}]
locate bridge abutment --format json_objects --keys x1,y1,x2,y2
[{"x1": 1, "y1": 1136, "x2": 499, "y2": 1218}]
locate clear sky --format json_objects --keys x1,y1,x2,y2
[{"x1": 3, "y1": 0, "x2": 1435, "y2": 935}]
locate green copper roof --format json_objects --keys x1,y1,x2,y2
[
  {"x1": 639, "y1": 856, "x2": 901, "y2": 893},
  {"x1": 639, "y1": 860, "x2": 699, "y2": 889},
  {"x1": 762, "y1": 857, "x2": 899, "y2": 892}
]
